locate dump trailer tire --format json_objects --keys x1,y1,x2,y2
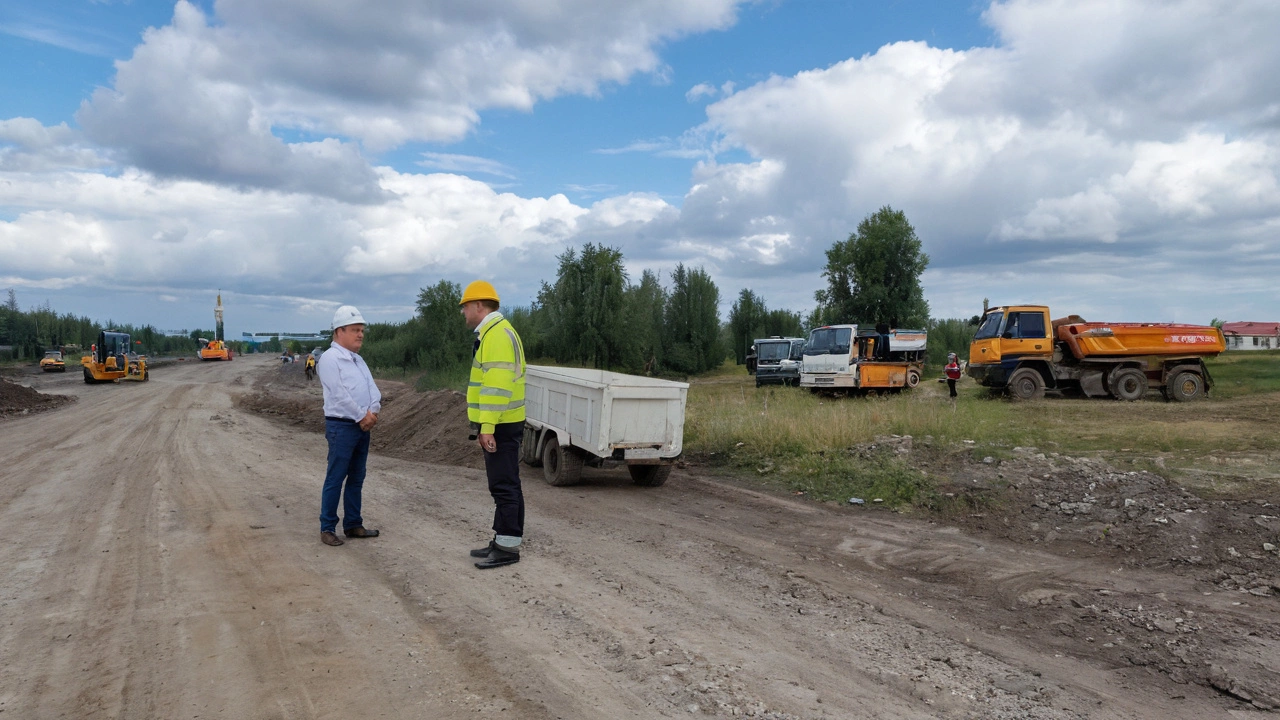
[
  {"x1": 629, "y1": 464, "x2": 672, "y2": 487},
  {"x1": 541, "y1": 435, "x2": 583, "y2": 486},
  {"x1": 1007, "y1": 367, "x2": 1045, "y2": 400},
  {"x1": 1167, "y1": 370, "x2": 1205, "y2": 402},
  {"x1": 1109, "y1": 368, "x2": 1147, "y2": 401},
  {"x1": 520, "y1": 426, "x2": 543, "y2": 467},
  {"x1": 905, "y1": 369, "x2": 921, "y2": 389}
]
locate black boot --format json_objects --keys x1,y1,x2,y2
[
  {"x1": 469, "y1": 540, "x2": 496, "y2": 558},
  {"x1": 474, "y1": 546, "x2": 520, "y2": 569}
]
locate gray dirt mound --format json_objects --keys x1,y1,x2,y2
[
  {"x1": 940, "y1": 446, "x2": 1280, "y2": 592},
  {"x1": 370, "y1": 389, "x2": 483, "y2": 469},
  {"x1": 236, "y1": 363, "x2": 483, "y2": 469},
  {"x1": 0, "y1": 378, "x2": 74, "y2": 418}
]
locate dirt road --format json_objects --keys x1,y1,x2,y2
[{"x1": 1, "y1": 356, "x2": 1276, "y2": 718}]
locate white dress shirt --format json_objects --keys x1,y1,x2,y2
[{"x1": 318, "y1": 342, "x2": 382, "y2": 421}]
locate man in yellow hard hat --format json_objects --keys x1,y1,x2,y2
[{"x1": 460, "y1": 280, "x2": 527, "y2": 569}]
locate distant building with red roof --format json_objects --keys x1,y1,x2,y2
[{"x1": 1221, "y1": 321, "x2": 1280, "y2": 351}]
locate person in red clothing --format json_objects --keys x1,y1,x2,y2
[{"x1": 944, "y1": 352, "x2": 962, "y2": 398}]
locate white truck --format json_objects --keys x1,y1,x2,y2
[
  {"x1": 521, "y1": 365, "x2": 689, "y2": 487},
  {"x1": 800, "y1": 324, "x2": 927, "y2": 393}
]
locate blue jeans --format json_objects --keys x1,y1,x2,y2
[{"x1": 320, "y1": 418, "x2": 370, "y2": 532}]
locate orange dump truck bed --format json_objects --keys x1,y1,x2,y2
[{"x1": 1056, "y1": 322, "x2": 1225, "y2": 360}]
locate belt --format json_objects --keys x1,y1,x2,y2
[{"x1": 325, "y1": 416, "x2": 357, "y2": 424}]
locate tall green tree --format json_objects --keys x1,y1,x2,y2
[
  {"x1": 622, "y1": 269, "x2": 666, "y2": 374},
  {"x1": 926, "y1": 318, "x2": 977, "y2": 366},
  {"x1": 728, "y1": 288, "x2": 768, "y2": 365},
  {"x1": 763, "y1": 308, "x2": 804, "y2": 338},
  {"x1": 815, "y1": 205, "x2": 930, "y2": 328},
  {"x1": 538, "y1": 243, "x2": 629, "y2": 369},
  {"x1": 663, "y1": 264, "x2": 722, "y2": 374},
  {"x1": 414, "y1": 279, "x2": 473, "y2": 370}
]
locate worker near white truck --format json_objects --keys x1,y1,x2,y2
[
  {"x1": 460, "y1": 280, "x2": 527, "y2": 569},
  {"x1": 316, "y1": 305, "x2": 382, "y2": 546}
]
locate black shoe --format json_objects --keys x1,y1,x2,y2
[
  {"x1": 469, "y1": 540, "x2": 496, "y2": 558},
  {"x1": 344, "y1": 526, "x2": 380, "y2": 538},
  {"x1": 474, "y1": 547, "x2": 520, "y2": 569}
]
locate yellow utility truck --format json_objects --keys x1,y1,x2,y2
[
  {"x1": 800, "y1": 324, "x2": 927, "y2": 394},
  {"x1": 967, "y1": 305, "x2": 1225, "y2": 401},
  {"x1": 82, "y1": 331, "x2": 148, "y2": 383},
  {"x1": 39, "y1": 351, "x2": 66, "y2": 372}
]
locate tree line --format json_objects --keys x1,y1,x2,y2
[
  {"x1": 363, "y1": 205, "x2": 974, "y2": 382},
  {"x1": 0, "y1": 289, "x2": 229, "y2": 361},
  {"x1": 362, "y1": 245, "x2": 727, "y2": 381}
]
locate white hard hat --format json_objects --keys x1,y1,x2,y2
[{"x1": 332, "y1": 305, "x2": 366, "y2": 330}]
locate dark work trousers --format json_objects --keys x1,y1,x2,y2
[
  {"x1": 484, "y1": 422, "x2": 525, "y2": 540},
  {"x1": 320, "y1": 418, "x2": 370, "y2": 532},
  {"x1": 948, "y1": 379, "x2": 957, "y2": 398}
]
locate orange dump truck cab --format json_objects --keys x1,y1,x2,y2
[{"x1": 967, "y1": 305, "x2": 1223, "y2": 401}]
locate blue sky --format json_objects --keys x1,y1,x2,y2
[{"x1": 1, "y1": 1, "x2": 1278, "y2": 337}]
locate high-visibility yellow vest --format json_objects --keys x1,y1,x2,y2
[{"x1": 467, "y1": 314, "x2": 526, "y2": 434}]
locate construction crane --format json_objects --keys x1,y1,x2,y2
[{"x1": 199, "y1": 291, "x2": 234, "y2": 361}]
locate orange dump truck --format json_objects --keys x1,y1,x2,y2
[{"x1": 967, "y1": 305, "x2": 1225, "y2": 401}]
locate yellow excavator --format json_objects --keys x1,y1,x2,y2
[{"x1": 82, "y1": 331, "x2": 148, "y2": 383}]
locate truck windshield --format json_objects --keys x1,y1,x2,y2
[
  {"x1": 973, "y1": 312, "x2": 1004, "y2": 340},
  {"x1": 804, "y1": 328, "x2": 853, "y2": 356},
  {"x1": 756, "y1": 342, "x2": 790, "y2": 361}
]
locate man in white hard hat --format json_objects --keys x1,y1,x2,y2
[{"x1": 316, "y1": 305, "x2": 382, "y2": 546}]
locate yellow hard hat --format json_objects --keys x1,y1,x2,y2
[{"x1": 459, "y1": 280, "x2": 500, "y2": 305}]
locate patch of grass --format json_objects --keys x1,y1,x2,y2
[
  {"x1": 412, "y1": 364, "x2": 471, "y2": 392},
  {"x1": 1206, "y1": 350, "x2": 1280, "y2": 399},
  {"x1": 684, "y1": 364, "x2": 1280, "y2": 506},
  {"x1": 767, "y1": 452, "x2": 937, "y2": 506}
]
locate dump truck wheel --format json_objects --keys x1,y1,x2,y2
[
  {"x1": 905, "y1": 369, "x2": 921, "y2": 388},
  {"x1": 629, "y1": 464, "x2": 672, "y2": 487},
  {"x1": 1167, "y1": 371, "x2": 1204, "y2": 402},
  {"x1": 541, "y1": 436, "x2": 583, "y2": 486},
  {"x1": 521, "y1": 426, "x2": 543, "y2": 467},
  {"x1": 83, "y1": 367, "x2": 95, "y2": 384},
  {"x1": 1007, "y1": 367, "x2": 1045, "y2": 400},
  {"x1": 1108, "y1": 368, "x2": 1146, "y2": 401}
]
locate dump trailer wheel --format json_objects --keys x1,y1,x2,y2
[
  {"x1": 520, "y1": 426, "x2": 543, "y2": 467},
  {"x1": 1108, "y1": 368, "x2": 1147, "y2": 401},
  {"x1": 905, "y1": 369, "x2": 921, "y2": 389},
  {"x1": 629, "y1": 464, "x2": 672, "y2": 487},
  {"x1": 1166, "y1": 370, "x2": 1205, "y2": 402},
  {"x1": 541, "y1": 435, "x2": 583, "y2": 486},
  {"x1": 1007, "y1": 367, "x2": 1045, "y2": 400}
]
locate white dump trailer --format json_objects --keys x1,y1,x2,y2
[{"x1": 521, "y1": 365, "x2": 688, "y2": 487}]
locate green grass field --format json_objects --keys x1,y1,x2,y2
[
  {"x1": 1205, "y1": 349, "x2": 1280, "y2": 398},
  {"x1": 684, "y1": 351, "x2": 1280, "y2": 505}
]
